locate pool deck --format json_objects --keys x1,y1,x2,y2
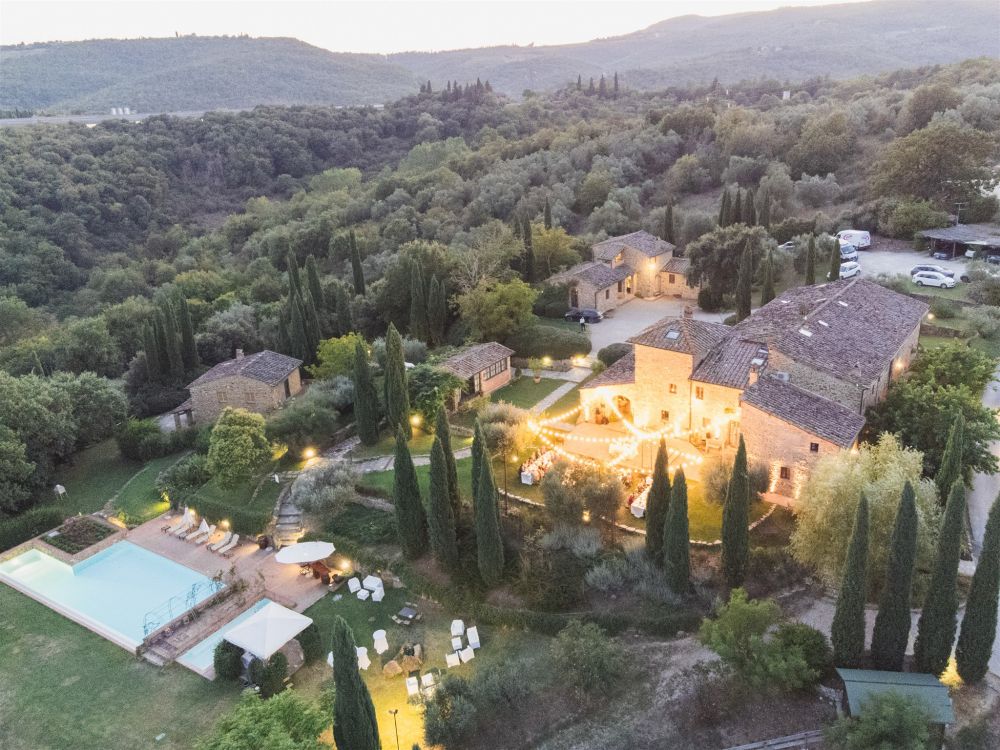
[{"x1": 127, "y1": 514, "x2": 329, "y2": 614}]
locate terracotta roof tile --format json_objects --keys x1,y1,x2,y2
[
  {"x1": 187, "y1": 350, "x2": 301, "y2": 389},
  {"x1": 583, "y1": 351, "x2": 635, "y2": 388},
  {"x1": 628, "y1": 317, "x2": 729, "y2": 364},
  {"x1": 741, "y1": 375, "x2": 866, "y2": 447},
  {"x1": 440, "y1": 342, "x2": 514, "y2": 379},
  {"x1": 550, "y1": 261, "x2": 633, "y2": 289},
  {"x1": 593, "y1": 231, "x2": 676, "y2": 261}
]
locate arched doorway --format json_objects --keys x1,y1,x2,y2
[
  {"x1": 570, "y1": 286, "x2": 579, "y2": 308},
  {"x1": 615, "y1": 395, "x2": 633, "y2": 422}
]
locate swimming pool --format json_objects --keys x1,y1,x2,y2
[
  {"x1": 0, "y1": 541, "x2": 222, "y2": 651},
  {"x1": 177, "y1": 597, "x2": 273, "y2": 678}
]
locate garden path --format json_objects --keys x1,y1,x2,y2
[{"x1": 531, "y1": 381, "x2": 578, "y2": 414}]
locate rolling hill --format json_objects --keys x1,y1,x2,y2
[
  {"x1": 1, "y1": 1, "x2": 997, "y2": 114},
  {"x1": 0, "y1": 36, "x2": 418, "y2": 113}
]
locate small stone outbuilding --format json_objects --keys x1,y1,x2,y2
[
  {"x1": 440, "y1": 342, "x2": 514, "y2": 399},
  {"x1": 186, "y1": 349, "x2": 303, "y2": 424}
]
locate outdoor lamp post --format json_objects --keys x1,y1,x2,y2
[{"x1": 388, "y1": 708, "x2": 400, "y2": 749}]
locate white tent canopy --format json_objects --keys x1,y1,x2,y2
[
  {"x1": 223, "y1": 602, "x2": 313, "y2": 660},
  {"x1": 274, "y1": 541, "x2": 335, "y2": 564}
]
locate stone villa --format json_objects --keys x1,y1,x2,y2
[
  {"x1": 576, "y1": 278, "x2": 928, "y2": 499},
  {"x1": 551, "y1": 230, "x2": 696, "y2": 314},
  {"x1": 177, "y1": 349, "x2": 303, "y2": 425}
]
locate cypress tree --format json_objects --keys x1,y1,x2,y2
[
  {"x1": 153, "y1": 310, "x2": 172, "y2": 383},
  {"x1": 384, "y1": 323, "x2": 412, "y2": 439},
  {"x1": 335, "y1": 283, "x2": 354, "y2": 335},
  {"x1": 330, "y1": 616, "x2": 380, "y2": 750},
  {"x1": 143, "y1": 324, "x2": 161, "y2": 383},
  {"x1": 576, "y1": 74, "x2": 582, "y2": 90},
  {"x1": 352, "y1": 340, "x2": 380, "y2": 446},
  {"x1": 474, "y1": 453, "x2": 505, "y2": 586},
  {"x1": 732, "y1": 189, "x2": 743, "y2": 226},
  {"x1": 286, "y1": 252, "x2": 302, "y2": 299},
  {"x1": 427, "y1": 437, "x2": 460, "y2": 572},
  {"x1": 955, "y1": 495, "x2": 1000, "y2": 683},
  {"x1": 522, "y1": 217, "x2": 535, "y2": 283},
  {"x1": 278, "y1": 312, "x2": 291, "y2": 355},
  {"x1": 302, "y1": 291, "x2": 323, "y2": 362},
  {"x1": 871, "y1": 481, "x2": 919, "y2": 671},
  {"x1": 718, "y1": 188, "x2": 731, "y2": 228},
  {"x1": 744, "y1": 188, "x2": 756, "y2": 226},
  {"x1": 588, "y1": 77, "x2": 595, "y2": 95},
  {"x1": 831, "y1": 494, "x2": 870, "y2": 668},
  {"x1": 161, "y1": 304, "x2": 184, "y2": 380},
  {"x1": 613, "y1": 71, "x2": 619, "y2": 96},
  {"x1": 471, "y1": 419, "x2": 486, "y2": 513},
  {"x1": 427, "y1": 275, "x2": 446, "y2": 346},
  {"x1": 936, "y1": 413, "x2": 964, "y2": 504},
  {"x1": 828, "y1": 237, "x2": 841, "y2": 281},
  {"x1": 760, "y1": 250, "x2": 776, "y2": 306},
  {"x1": 663, "y1": 467, "x2": 690, "y2": 593},
  {"x1": 288, "y1": 297, "x2": 309, "y2": 362},
  {"x1": 543, "y1": 198, "x2": 553, "y2": 229},
  {"x1": 409, "y1": 264, "x2": 429, "y2": 342},
  {"x1": 722, "y1": 436, "x2": 750, "y2": 588},
  {"x1": 662, "y1": 202, "x2": 675, "y2": 244},
  {"x1": 305, "y1": 254, "x2": 326, "y2": 314},
  {"x1": 437, "y1": 405, "x2": 461, "y2": 521},
  {"x1": 598, "y1": 74, "x2": 607, "y2": 98},
  {"x1": 393, "y1": 428, "x2": 429, "y2": 559},
  {"x1": 176, "y1": 296, "x2": 199, "y2": 372},
  {"x1": 759, "y1": 190, "x2": 771, "y2": 229},
  {"x1": 914, "y1": 481, "x2": 966, "y2": 675},
  {"x1": 805, "y1": 236, "x2": 817, "y2": 285},
  {"x1": 644, "y1": 438, "x2": 671, "y2": 565},
  {"x1": 349, "y1": 230, "x2": 366, "y2": 296},
  {"x1": 735, "y1": 241, "x2": 753, "y2": 321}
]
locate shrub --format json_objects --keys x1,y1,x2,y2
[
  {"x1": 877, "y1": 198, "x2": 949, "y2": 239},
  {"x1": 116, "y1": 419, "x2": 167, "y2": 461},
  {"x1": 550, "y1": 620, "x2": 625, "y2": 695},
  {"x1": 194, "y1": 499, "x2": 271, "y2": 537},
  {"x1": 540, "y1": 524, "x2": 602, "y2": 559},
  {"x1": 965, "y1": 305, "x2": 1000, "y2": 339},
  {"x1": 329, "y1": 504, "x2": 396, "y2": 545},
  {"x1": 504, "y1": 325, "x2": 590, "y2": 359},
  {"x1": 825, "y1": 692, "x2": 930, "y2": 750},
  {"x1": 155, "y1": 454, "x2": 211, "y2": 509},
  {"x1": 532, "y1": 283, "x2": 570, "y2": 318},
  {"x1": 703, "y1": 455, "x2": 769, "y2": 505},
  {"x1": 871, "y1": 272, "x2": 911, "y2": 295},
  {"x1": 248, "y1": 652, "x2": 288, "y2": 699},
  {"x1": 296, "y1": 623, "x2": 324, "y2": 664},
  {"x1": 371, "y1": 335, "x2": 428, "y2": 367},
  {"x1": 423, "y1": 675, "x2": 480, "y2": 747},
  {"x1": 407, "y1": 364, "x2": 463, "y2": 426},
  {"x1": 697, "y1": 286, "x2": 724, "y2": 312},
  {"x1": 584, "y1": 547, "x2": 679, "y2": 604},
  {"x1": 745, "y1": 546, "x2": 810, "y2": 597},
  {"x1": 795, "y1": 173, "x2": 841, "y2": 207},
  {"x1": 0, "y1": 507, "x2": 65, "y2": 551},
  {"x1": 928, "y1": 298, "x2": 959, "y2": 320},
  {"x1": 290, "y1": 461, "x2": 358, "y2": 516},
  {"x1": 213, "y1": 640, "x2": 244, "y2": 681},
  {"x1": 207, "y1": 408, "x2": 270, "y2": 486},
  {"x1": 769, "y1": 216, "x2": 817, "y2": 244},
  {"x1": 597, "y1": 343, "x2": 632, "y2": 367},
  {"x1": 265, "y1": 386, "x2": 344, "y2": 454},
  {"x1": 774, "y1": 622, "x2": 832, "y2": 675}
]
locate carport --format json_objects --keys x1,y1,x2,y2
[{"x1": 919, "y1": 223, "x2": 1000, "y2": 260}]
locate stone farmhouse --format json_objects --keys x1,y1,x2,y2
[
  {"x1": 179, "y1": 349, "x2": 303, "y2": 425},
  {"x1": 551, "y1": 230, "x2": 696, "y2": 314},
  {"x1": 576, "y1": 278, "x2": 928, "y2": 499}
]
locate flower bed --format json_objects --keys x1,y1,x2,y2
[{"x1": 41, "y1": 517, "x2": 116, "y2": 554}]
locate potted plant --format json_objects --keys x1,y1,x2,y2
[{"x1": 528, "y1": 357, "x2": 544, "y2": 383}]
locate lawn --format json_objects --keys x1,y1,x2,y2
[
  {"x1": 352, "y1": 427, "x2": 474, "y2": 459},
  {"x1": 905, "y1": 279, "x2": 971, "y2": 300},
  {"x1": 296, "y1": 575, "x2": 550, "y2": 750},
  {"x1": 48, "y1": 439, "x2": 142, "y2": 515},
  {"x1": 491, "y1": 376, "x2": 564, "y2": 409},
  {"x1": 0, "y1": 585, "x2": 237, "y2": 750},
  {"x1": 360, "y1": 455, "x2": 476, "y2": 499},
  {"x1": 540, "y1": 373, "x2": 595, "y2": 418},
  {"x1": 113, "y1": 452, "x2": 188, "y2": 523},
  {"x1": 191, "y1": 468, "x2": 287, "y2": 516}
]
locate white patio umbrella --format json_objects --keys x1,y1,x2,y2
[
  {"x1": 224, "y1": 602, "x2": 313, "y2": 660},
  {"x1": 274, "y1": 541, "x2": 336, "y2": 564}
]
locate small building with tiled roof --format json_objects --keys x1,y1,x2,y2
[
  {"x1": 440, "y1": 342, "x2": 514, "y2": 398},
  {"x1": 573, "y1": 278, "x2": 926, "y2": 500},
  {"x1": 549, "y1": 231, "x2": 696, "y2": 314},
  {"x1": 185, "y1": 349, "x2": 303, "y2": 424}
]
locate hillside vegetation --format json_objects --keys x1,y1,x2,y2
[{"x1": 0, "y1": 36, "x2": 417, "y2": 113}]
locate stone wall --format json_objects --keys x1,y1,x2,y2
[
  {"x1": 740, "y1": 402, "x2": 849, "y2": 499},
  {"x1": 658, "y1": 271, "x2": 698, "y2": 300},
  {"x1": 690, "y1": 381, "x2": 742, "y2": 447},
  {"x1": 631, "y1": 346, "x2": 694, "y2": 429},
  {"x1": 190, "y1": 370, "x2": 301, "y2": 424}
]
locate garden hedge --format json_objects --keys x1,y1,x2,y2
[
  {"x1": 191, "y1": 499, "x2": 271, "y2": 537},
  {"x1": 0, "y1": 507, "x2": 66, "y2": 552},
  {"x1": 504, "y1": 325, "x2": 591, "y2": 359}
]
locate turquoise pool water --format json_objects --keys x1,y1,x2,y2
[
  {"x1": 178, "y1": 597, "x2": 273, "y2": 676},
  {"x1": 0, "y1": 541, "x2": 222, "y2": 648}
]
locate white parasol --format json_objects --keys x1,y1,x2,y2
[
  {"x1": 223, "y1": 602, "x2": 313, "y2": 660},
  {"x1": 274, "y1": 541, "x2": 336, "y2": 564}
]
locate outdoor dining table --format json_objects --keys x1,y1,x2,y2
[{"x1": 397, "y1": 606, "x2": 417, "y2": 622}]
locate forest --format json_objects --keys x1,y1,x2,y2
[{"x1": 0, "y1": 56, "x2": 998, "y2": 516}]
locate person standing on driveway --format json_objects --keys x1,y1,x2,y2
[{"x1": 579, "y1": 315, "x2": 586, "y2": 332}]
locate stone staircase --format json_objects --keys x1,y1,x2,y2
[{"x1": 273, "y1": 483, "x2": 303, "y2": 548}]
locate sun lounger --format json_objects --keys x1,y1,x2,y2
[
  {"x1": 185, "y1": 519, "x2": 210, "y2": 540},
  {"x1": 217, "y1": 533, "x2": 240, "y2": 556},
  {"x1": 163, "y1": 515, "x2": 187, "y2": 534},
  {"x1": 467, "y1": 626, "x2": 480, "y2": 649},
  {"x1": 191, "y1": 524, "x2": 216, "y2": 544},
  {"x1": 209, "y1": 531, "x2": 232, "y2": 552},
  {"x1": 172, "y1": 518, "x2": 194, "y2": 536},
  {"x1": 405, "y1": 676, "x2": 419, "y2": 697},
  {"x1": 445, "y1": 652, "x2": 461, "y2": 668}
]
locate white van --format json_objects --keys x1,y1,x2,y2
[{"x1": 836, "y1": 230, "x2": 871, "y2": 250}]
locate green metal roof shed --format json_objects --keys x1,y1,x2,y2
[{"x1": 836, "y1": 668, "x2": 954, "y2": 724}]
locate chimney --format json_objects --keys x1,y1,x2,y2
[
  {"x1": 235, "y1": 349, "x2": 244, "y2": 360},
  {"x1": 748, "y1": 363, "x2": 760, "y2": 386},
  {"x1": 682, "y1": 305, "x2": 694, "y2": 319}
]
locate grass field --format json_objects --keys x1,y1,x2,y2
[
  {"x1": 0, "y1": 586, "x2": 237, "y2": 750},
  {"x1": 48, "y1": 440, "x2": 142, "y2": 515},
  {"x1": 113, "y1": 452, "x2": 187, "y2": 523},
  {"x1": 352, "y1": 427, "x2": 474, "y2": 459},
  {"x1": 491, "y1": 376, "x2": 564, "y2": 409}
]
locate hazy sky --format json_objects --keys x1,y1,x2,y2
[{"x1": 2, "y1": 0, "x2": 875, "y2": 53}]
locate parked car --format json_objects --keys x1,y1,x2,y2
[
  {"x1": 838, "y1": 241, "x2": 859, "y2": 262},
  {"x1": 836, "y1": 230, "x2": 872, "y2": 250},
  {"x1": 912, "y1": 271, "x2": 956, "y2": 288},
  {"x1": 777, "y1": 241, "x2": 797, "y2": 252},
  {"x1": 910, "y1": 264, "x2": 955, "y2": 278},
  {"x1": 932, "y1": 250, "x2": 954, "y2": 261},
  {"x1": 564, "y1": 308, "x2": 603, "y2": 324},
  {"x1": 837, "y1": 261, "x2": 861, "y2": 279},
  {"x1": 988, "y1": 255, "x2": 1000, "y2": 266}
]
